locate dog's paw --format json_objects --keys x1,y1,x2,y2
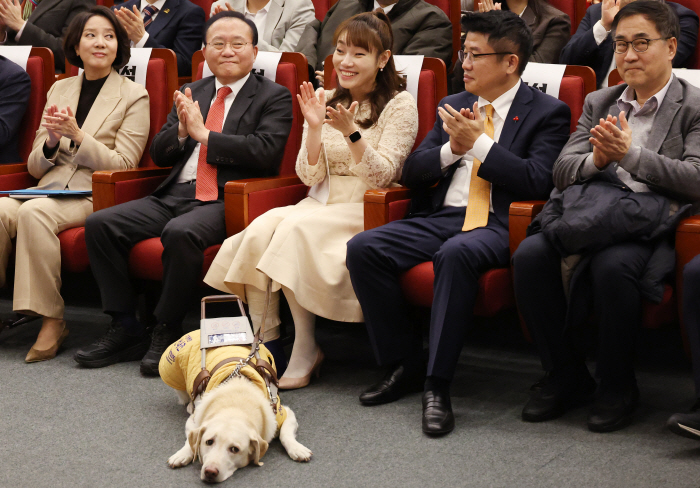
[
  {"x1": 168, "y1": 447, "x2": 194, "y2": 468},
  {"x1": 286, "y1": 443, "x2": 313, "y2": 462}
]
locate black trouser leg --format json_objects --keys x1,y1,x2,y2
[
  {"x1": 683, "y1": 255, "x2": 700, "y2": 398},
  {"x1": 513, "y1": 233, "x2": 582, "y2": 373},
  {"x1": 589, "y1": 242, "x2": 653, "y2": 389}
]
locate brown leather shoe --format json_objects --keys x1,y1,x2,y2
[{"x1": 26, "y1": 326, "x2": 69, "y2": 363}]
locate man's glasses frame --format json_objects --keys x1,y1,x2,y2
[
  {"x1": 458, "y1": 50, "x2": 514, "y2": 63},
  {"x1": 206, "y1": 40, "x2": 252, "y2": 52},
  {"x1": 613, "y1": 37, "x2": 671, "y2": 54}
]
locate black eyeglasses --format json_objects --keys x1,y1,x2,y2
[
  {"x1": 458, "y1": 50, "x2": 514, "y2": 63},
  {"x1": 613, "y1": 37, "x2": 671, "y2": 54}
]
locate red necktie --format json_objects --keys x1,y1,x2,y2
[
  {"x1": 142, "y1": 4, "x2": 158, "y2": 28},
  {"x1": 196, "y1": 86, "x2": 232, "y2": 201}
]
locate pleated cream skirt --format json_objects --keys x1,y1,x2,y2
[{"x1": 203, "y1": 175, "x2": 372, "y2": 322}]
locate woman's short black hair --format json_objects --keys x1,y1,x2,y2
[
  {"x1": 63, "y1": 6, "x2": 131, "y2": 70},
  {"x1": 203, "y1": 11, "x2": 258, "y2": 46}
]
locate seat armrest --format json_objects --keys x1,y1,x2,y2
[
  {"x1": 508, "y1": 201, "x2": 546, "y2": 256},
  {"x1": 225, "y1": 175, "x2": 303, "y2": 195},
  {"x1": 92, "y1": 167, "x2": 172, "y2": 183},
  {"x1": 92, "y1": 167, "x2": 172, "y2": 212},
  {"x1": 225, "y1": 176, "x2": 306, "y2": 236},
  {"x1": 364, "y1": 187, "x2": 412, "y2": 230},
  {"x1": 0, "y1": 163, "x2": 28, "y2": 175}
]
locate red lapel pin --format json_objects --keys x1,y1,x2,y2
[{"x1": 513, "y1": 116, "x2": 519, "y2": 121}]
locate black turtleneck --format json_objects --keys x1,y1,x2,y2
[
  {"x1": 43, "y1": 73, "x2": 109, "y2": 158},
  {"x1": 75, "y1": 72, "x2": 109, "y2": 128}
]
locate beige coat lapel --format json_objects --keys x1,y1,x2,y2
[
  {"x1": 264, "y1": 0, "x2": 284, "y2": 44},
  {"x1": 80, "y1": 69, "x2": 123, "y2": 140}
]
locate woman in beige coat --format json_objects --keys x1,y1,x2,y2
[
  {"x1": 204, "y1": 12, "x2": 418, "y2": 389},
  {"x1": 2, "y1": 6, "x2": 149, "y2": 362}
]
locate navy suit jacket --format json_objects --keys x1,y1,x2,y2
[
  {"x1": 559, "y1": 2, "x2": 699, "y2": 88},
  {"x1": 150, "y1": 74, "x2": 293, "y2": 200},
  {"x1": 116, "y1": 0, "x2": 205, "y2": 76},
  {"x1": 401, "y1": 82, "x2": 571, "y2": 228},
  {"x1": 0, "y1": 56, "x2": 31, "y2": 165}
]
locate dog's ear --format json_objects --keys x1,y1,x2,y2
[
  {"x1": 188, "y1": 425, "x2": 206, "y2": 463},
  {"x1": 248, "y1": 432, "x2": 269, "y2": 466}
]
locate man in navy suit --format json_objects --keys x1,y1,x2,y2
[
  {"x1": 560, "y1": 0, "x2": 698, "y2": 88},
  {"x1": 346, "y1": 10, "x2": 571, "y2": 436},
  {"x1": 114, "y1": 0, "x2": 205, "y2": 76},
  {"x1": 0, "y1": 55, "x2": 31, "y2": 165}
]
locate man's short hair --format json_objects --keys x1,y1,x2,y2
[
  {"x1": 612, "y1": 0, "x2": 680, "y2": 40},
  {"x1": 461, "y1": 10, "x2": 533, "y2": 76},
  {"x1": 203, "y1": 11, "x2": 258, "y2": 45}
]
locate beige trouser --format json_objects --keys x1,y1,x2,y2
[{"x1": 0, "y1": 196, "x2": 93, "y2": 319}]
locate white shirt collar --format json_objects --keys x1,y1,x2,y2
[
  {"x1": 617, "y1": 73, "x2": 674, "y2": 117},
  {"x1": 244, "y1": 1, "x2": 270, "y2": 15},
  {"x1": 139, "y1": 0, "x2": 167, "y2": 13},
  {"x1": 373, "y1": 0, "x2": 395, "y2": 13},
  {"x1": 214, "y1": 72, "x2": 251, "y2": 98},
  {"x1": 477, "y1": 79, "x2": 521, "y2": 121}
]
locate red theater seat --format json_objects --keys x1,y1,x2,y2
[
  {"x1": 425, "y1": 0, "x2": 461, "y2": 69},
  {"x1": 111, "y1": 51, "x2": 309, "y2": 286},
  {"x1": 363, "y1": 65, "x2": 597, "y2": 329}
]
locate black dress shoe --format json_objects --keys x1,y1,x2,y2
[
  {"x1": 359, "y1": 363, "x2": 424, "y2": 406},
  {"x1": 140, "y1": 323, "x2": 182, "y2": 377},
  {"x1": 422, "y1": 389, "x2": 454, "y2": 436},
  {"x1": 667, "y1": 401, "x2": 700, "y2": 441},
  {"x1": 522, "y1": 370, "x2": 596, "y2": 422},
  {"x1": 587, "y1": 384, "x2": 640, "y2": 433},
  {"x1": 74, "y1": 322, "x2": 150, "y2": 368}
]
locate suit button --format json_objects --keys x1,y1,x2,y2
[{"x1": 570, "y1": 175, "x2": 575, "y2": 183}]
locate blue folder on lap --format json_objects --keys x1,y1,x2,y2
[{"x1": 0, "y1": 189, "x2": 92, "y2": 199}]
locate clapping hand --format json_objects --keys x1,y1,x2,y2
[
  {"x1": 315, "y1": 70, "x2": 324, "y2": 87},
  {"x1": 212, "y1": 2, "x2": 234, "y2": 15},
  {"x1": 297, "y1": 81, "x2": 327, "y2": 130},
  {"x1": 438, "y1": 101, "x2": 484, "y2": 155},
  {"x1": 325, "y1": 101, "x2": 359, "y2": 137},
  {"x1": 601, "y1": 0, "x2": 620, "y2": 31},
  {"x1": 174, "y1": 87, "x2": 208, "y2": 144},
  {"x1": 0, "y1": 0, "x2": 25, "y2": 32},
  {"x1": 590, "y1": 111, "x2": 632, "y2": 168},
  {"x1": 478, "y1": 0, "x2": 501, "y2": 12},
  {"x1": 41, "y1": 105, "x2": 85, "y2": 146},
  {"x1": 115, "y1": 5, "x2": 146, "y2": 44}
]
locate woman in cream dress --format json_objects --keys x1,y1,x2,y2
[{"x1": 204, "y1": 11, "x2": 418, "y2": 389}]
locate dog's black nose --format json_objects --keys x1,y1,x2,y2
[{"x1": 204, "y1": 467, "x2": 219, "y2": 480}]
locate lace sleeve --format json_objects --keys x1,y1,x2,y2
[
  {"x1": 350, "y1": 91, "x2": 419, "y2": 189},
  {"x1": 295, "y1": 119, "x2": 328, "y2": 187}
]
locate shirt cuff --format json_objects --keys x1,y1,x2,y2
[
  {"x1": 467, "y1": 133, "x2": 494, "y2": 163},
  {"x1": 619, "y1": 144, "x2": 642, "y2": 173},
  {"x1": 134, "y1": 32, "x2": 149, "y2": 48},
  {"x1": 579, "y1": 153, "x2": 602, "y2": 180},
  {"x1": 439, "y1": 142, "x2": 465, "y2": 170},
  {"x1": 593, "y1": 20, "x2": 610, "y2": 45},
  {"x1": 13, "y1": 21, "x2": 27, "y2": 41},
  {"x1": 178, "y1": 135, "x2": 187, "y2": 147}
]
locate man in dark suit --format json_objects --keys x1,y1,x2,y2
[
  {"x1": 295, "y1": 0, "x2": 452, "y2": 87},
  {"x1": 75, "y1": 11, "x2": 293, "y2": 375},
  {"x1": 0, "y1": 0, "x2": 93, "y2": 72},
  {"x1": 559, "y1": 0, "x2": 698, "y2": 88},
  {"x1": 515, "y1": 1, "x2": 700, "y2": 433},
  {"x1": 0, "y1": 55, "x2": 31, "y2": 165},
  {"x1": 346, "y1": 10, "x2": 571, "y2": 436},
  {"x1": 114, "y1": 0, "x2": 205, "y2": 76}
]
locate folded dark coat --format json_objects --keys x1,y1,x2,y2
[{"x1": 528, "y1": 173, "x2": 691, "y2": 304}]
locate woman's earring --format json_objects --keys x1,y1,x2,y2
[{"x1": 380, "y1": 67, "x2": 384, "y2": 71}]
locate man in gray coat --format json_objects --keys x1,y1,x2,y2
[
  {"x1": 295, "y1": 0, "x2": 452, "y2": 86},
  {"x1": 512, "y1": 0, "x2": 700, "y2": 433}
]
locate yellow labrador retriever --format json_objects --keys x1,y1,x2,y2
[{"x1": 160, "y1": 332, "x2": 312, "y2": 483}]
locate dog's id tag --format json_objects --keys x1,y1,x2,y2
[{"x1": 200, "y1": 316, "x2": 255, "y2": 349}]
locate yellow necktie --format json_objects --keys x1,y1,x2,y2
[{"x1": 462, "y1": 104, "x2": 494, "y2": 232}]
